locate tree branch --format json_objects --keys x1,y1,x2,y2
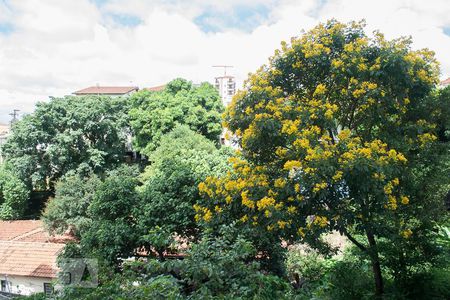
[{"x1": 343, "y1": 229, "x2": 367, "y2": 253}]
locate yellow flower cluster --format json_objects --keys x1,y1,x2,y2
[
  {"x1": 193, "y1": 204, "x2": 213, "y2": 222},
  {"x1": 313, "y1": 216, "x2": 328, "y2": 228},
  {"x1": 401, "y1": 229, "x2": 413, "y2": 239},
  {"x1": 274, "y1": 178, "x2": 287, "y2": 188},
  {"x1": 257, "y1": 196, "x2": 276, "y2": 210},
  {"x1": 313, "y1": 182, "x2": 327, "y2": 193},
  {"x1": 417, "y1": 133, "x2": 437, "y2": 147},
  {"x1": 284, "y1": 160, "x2": 302, "y2": 170},
  {"x1": 241, "y1": 190, "x2": 255, "y2": 209}
]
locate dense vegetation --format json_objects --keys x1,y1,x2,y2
[{"x1": 5, "y1": 21, "x2": 450, "y2": 299}]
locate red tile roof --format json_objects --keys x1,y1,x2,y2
[
  {"x1": 0, "y1": 220, "x2": 44, "y2": 241},
  {"x1": 73, "y1": 86, "x2": 138, "y2": 95},
  {"x1": 144, "y1": 84, "x2": 166, "y2": 92},
  {"x1": 0, "y1": 220, "x2": 76, "y2": 243},
  {"x1": 0, "y1": 221, "x2": 76, "y2": 278},
  {"x1": 0, "y1": 241, "x2": 64, "y2": 278},
  {"x1": 440, "y1": 78, "x2": 450, "y2": 86}
]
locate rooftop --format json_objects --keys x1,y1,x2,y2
[
  {"x1": 73, "y1": 86, "x2": 139, "y2": 95},
  {"x1": 144, "y1": 84, "x2": 166, "y2": 92},
  {"x1": 0, "y1": 220, "x2": 75, "y2": 278},
  {"x1": 440, "y1": 77, "x2": 450, "y2": 86},
  {"x1": 0, "y1": 241, "x2": 64, "y2": 278}
]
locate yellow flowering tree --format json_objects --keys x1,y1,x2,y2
[{"x1": 196, "y1": 20, "x2": 448, "y2": 296}]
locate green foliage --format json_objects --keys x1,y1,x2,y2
[
  {"x1": 0, "y1": 164, "x2": 29, "y2": 219},
  {"x1": 169, "y1": 225, "x2": 291, "y2": 299},
  {"x1": 140, "y1": 226, "x2": 176, "y2": 260},
  {"x1": 81, "y1": 165, "x2": 141, "y2": 266},
  {"x1": 129, "y1": 78, "x2": 224, "y2": 155},
  {"x1": 2, "y1": 96, "x2": 129, "y2": 190},
  {"x1": 42, "y1": 173, "x2": 101, "y2": 237},
  {"x1": 137, "y1": 125, "x2": 231, "y2": 240}
]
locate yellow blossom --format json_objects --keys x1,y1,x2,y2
[
  {"x1": 314, "y1": 83, "x2": 327, "y2": 96},
  {"x1": 274, "y1": 178, "x2": 287, "y2": 188},
  {"x1": 332, "y1": 171, "x2": 343, "y2": 182},
  {"x1": 278, "y1": 220, "x2": 288, "y2": 229},
  {"x1": 313, "y1": 216, "x2": 328, "y2": 228},
  {"x1": 401, "y1": 196, "x2": 410, "y2": 205},
  {"x1": 257, "y1": 196, "x2": 276, "y2": 210},
  {"x1": 313, "y1": 182, "x2": 327, "y2": 193},
  {"x1": 297, "y1": 227, "x2": 306, "y2": 237},
  {"x1": 240, "y1": 215, "x2": 249, "y2": 222},
  {"x1": 284, "y1": 160, "x2": 302, "y2": 170},
  {"x1": 241, "y1": 191, "x2": 255, "y2": 209},
  {"x1": 287, "y1": 206, "x2": 297, "y2": 214},
  {"x1": 401, "y1": 229, "x2": 413, "y2": 239}
]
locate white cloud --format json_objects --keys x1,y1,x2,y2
[{"x1": 0, "y1": 0, "x2": 449, "y2": 123}]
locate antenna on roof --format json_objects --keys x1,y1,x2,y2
[{"x1": 212, "y1": 65, "x2": 234, "y2": 77}]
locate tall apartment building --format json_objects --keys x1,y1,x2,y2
[
  {"x1": 215, "y1": 75, "x2": 236, "y2": 107},
  {"x1": 214, "y1": 71, "x2": 237, "y2": 146}
]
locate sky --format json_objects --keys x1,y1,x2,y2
[{"x1": 0, "y1": 0, "x2": 450, "y2": 123}]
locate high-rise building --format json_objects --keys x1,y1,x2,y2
[
  {"x1": 215, "y1": 75, "x2": 236, "y2": 107},
  {"x1": 213, "y1": 66, "x2": 237, "y2": 147}
]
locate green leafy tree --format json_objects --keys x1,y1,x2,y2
[
  {"x1": 197, "y1": 20, "x2": 448, "y2": 296},
  {"x1": 137, "y1": 125, "x2": 231, "y2": 241},
  {"x1": 81, "y1": 166, "x2": 141, "y2": 266},
  {"x1": 2, "y1": 96, "x2": 129, "y2": 190},
  {"x1": 0, "y1": 164, "x2": 29, "y2": 219},
  {"x1": 41, "y1": 173, "x2": 101, "y2": 237},
  {"x1": 129, "y1": 78, "x2": 224, "y2": 155}
]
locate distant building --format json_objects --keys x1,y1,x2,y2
[
  {"x1": 439, "y1": 77, "x2": 450, "y2": 88},
  {"x1": 214, "y1": 74, "x2": 237, "y2": 146},
  {"x1": 215, "y1": 75, "x2": 236, "y2": 107},
  {"x1": 144, "y1": 84, "x2": 166, "y2": 92},
  {"x1": 73, "y1": 86, "x2": 139, "y2": 97},
  {"x1": 0, "y1": 220, "x2": 74, "y2": 297}
]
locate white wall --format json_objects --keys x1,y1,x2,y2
[{"x1": 1, "y1": 275, "x2": 54, "y2": 296}]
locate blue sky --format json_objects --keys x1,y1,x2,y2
[
  {"x1": 89, "y1": 0, "x2": 276, "y2": 32},
  {"x1": 1, "y1": 0, "x2": 450, "y2": 123}
]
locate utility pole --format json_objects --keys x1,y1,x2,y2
[{"x1": 9, "y1": 109, "x2": 20, "y2": 125}]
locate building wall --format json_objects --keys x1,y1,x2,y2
[{"x1": 1, "y1": 275, "x2": 53, "y2": 296}]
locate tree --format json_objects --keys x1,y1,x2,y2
[
  {"x1": 81, "y1": 166, "x2": 141, "y2": 266},
  {"x1": 129, "y1": 78, "x2": 224, "y2": 156},
  {"x1": 0, "y1": 164, "x2": 29, "y2": 220},
  {"x1": 137, "y1": 125, "x2": 231, "y2": 241},
  {"x1": 41, "y1": 173, "x2": 102, "y2": 237},
  {"x1": 2, "y1": 96, "x2": 129, "y2": 191},
  {"x1": 196, "y1": 20, "x2": 448, "y2": 296}
]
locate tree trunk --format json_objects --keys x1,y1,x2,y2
[{"x1": 367, "y1": 231, "x2": 384, "y2": 297}]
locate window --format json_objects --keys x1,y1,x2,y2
[
  {"x1": 43, "y1": 283, "x2": 53, "y2": 296},
  {"x1": 1, "y1": 280, "x2": 11, "y2": 293}
]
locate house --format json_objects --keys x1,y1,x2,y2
[
  {"x1": 73, "y1": 86, "x2": 139, "y2": 97},
  {"x1": 439, "y1": 77, "x2": 450, "y2": 88},
  {"x1": 0, "y1": 220, "x2": 73, "y2": 297}
]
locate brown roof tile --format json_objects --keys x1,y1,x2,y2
[
  {"x1": 0, "y1": 220, "x2": 45, "y2": 241},
  {"x1": 73, "y1": 86, "x2": 138, "y2": 95},
  {"x1": 441, "y1": 77, "x2": 450, "y2": 86},
  {"x1": 0, "y1": 241, "x2": 64, "y2": 278},
  {"x1": 144, "y1": 84, "x2": 166, "y2": 92}
]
